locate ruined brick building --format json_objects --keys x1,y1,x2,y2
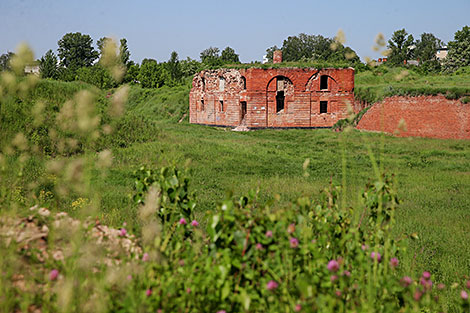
[{"x1": 189, "y1": 52, "x2": 355, "y2": 128}]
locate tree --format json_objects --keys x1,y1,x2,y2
[
  {"x1": 57, "y1": 32, "x2": 99, "y2": 70},
  {"x1": 387, "y1": 29, "x2": 415, "y2": 65},
  {"x1": 138, "y1": 59, "x2": 165, "y2": 88},
  {"x1": 221, "y1": 46, "x2": 240, "y2": 63},
  {"x1": 200, "y1": 47, "x2": 221, "y2": 66},
  {"x1": 123, "y1": 61, "x2": 140, "y2": 84},
  {"x1": 415, "y1": 33, "x2": 443, "y2": 62},
  {"x1": 39, "y1": 50, "x2": 58, "y2": 79},
  {"x1": 166, "y1": 51, "x2": 182, "y2": 84},
  {"x1": 444, "y1": 26, "x2": 470, "y2": 72},
  {"x1": 76, "y1": 64, "x2": 116, "y2": 89},
  {"x1": 119, "y1": 38, "x2": 131, "y2": 67},
  {"x1": 0, "y1": 52, "x2": 14, "y2": 71},
  {"x1": 180, "y1": 57, "x2": 201, "y2": 77},
  {"x1": 265, "y1": 33, "x2": 360, "y2": 64}
]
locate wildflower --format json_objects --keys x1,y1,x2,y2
[
  {"x1": 400, "y1": 276, "x2": 413, "y2": 287},
  {"x1": 327, "y1": 260, "x2": 339, "y2": 272},
  {"x1": 119, "y1": 228, "x2": 127, "y2": 237},
  {"x1": 266, "y1": 280, "x2": 278, "y2": 291},
  {"x1": 342, "y1": 270, "x2": 351, "y2": 277},
  {"x1": 217, "y1": 311, "x2": 226, "y2": 313},
  {"x1": 467, "y1": 281, "x2": 470, "y2": 289},
  {"x1": 186, "y1": 288, "x2": 191, "y2": 294},
  {"x1": 123, "y1": 222, "x2": 127, "y2": 226},
  {"x1": 191, "y1": 220, "x2": 199, "y2": 227},
  {"x1": 178, "y1": 259, "x2": 185, "y2": 266},
  {"x1": 335, "y1": 290, "x2": 342, "y2": 297},
  {"x1": 290, "y1": 238, "x2": 299, "y2": 248},
  {"x1": 127, "y1": 275, "x2": 132, "y2": 280},
  {"x1": 179, "y1": 218, "x2": 187, "y2": 225},
  {"x1": 294, "y1": 304, "x2": 302, "y2": 312},
  {"x1": 265, "y1": 230, "x2": 273, "y2": 238},
  {"x1": 461, "y1": 290, "x2": 468, "y2": 300},
  {"x1": 287, "y1": 223, "x2": 295, "y2": 234},
  {"x1": 370, "y1": 251, "x2": 382, "y2": 262},
  {"x1": 146, "y1": 289, "x2": 152, "y2": 297},
  {"x1": 437, "y1": 283, "x2": 445, "y2": 290},
  {"x1": 330, "y1": 275, "x2": 338, "y2": 282},
  {"x1": 256, "y1": 243, "x2": 263, "y2": 250},
  {"x1": 142, "y1": 253, "x2": 149, "y2": 262},
  {"x1": 361, "y1": 244, "x2": 369, "y2": 251},
  {"x1": 413, "y1": 290, "x2": 422, "y2": 301},
  {"x1": 390, "y1": 257, "x2": 399, "y2": 268},
  {"x1": 422, "y1": 271, "x2": 431, "y2": 279},
  {"x1": 49, "y1": 269, "x2": 59, "y2": 281}
]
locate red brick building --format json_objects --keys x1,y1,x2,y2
[{"x1": 189, "y1": 64, "x2": 355, "y2": 129}]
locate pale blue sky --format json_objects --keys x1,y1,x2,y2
[{"x1": 1, "y1": 0, "x2": 469, "y2": 63}]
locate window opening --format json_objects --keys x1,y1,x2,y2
[
  {"x1": 219, "y1": 100, "x2": 224, "y2": 112},
  {"x1": 276, "y1": 91, "x2": 285, "y2": 113},
  {"x1": 240, "y1": 101, "x2": 247, "y2": 121},
  {"x1": 320, "y1": 101, "x2": 328, "y2": 113},
  {"x1": 201, "y1": 77, "x2": 205, "y2": 91},
  {"x1": 241, "y1": 76, "x2": 246, "y2": 89},
  {"x1": 219, "y1": 77, "x2": 225, "y2": 91},
  {"x1": 320, "y1": 75, "x2": 328, "y2": 90},
  {"x1": 201, "y1": 100, "x2": 205, "y2": 111}
]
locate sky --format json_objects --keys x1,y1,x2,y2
[{"x1": 1, "y1": 0, "x2": 469, "y2": 63}]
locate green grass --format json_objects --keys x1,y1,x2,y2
[
  {"x1": 354, "y1": 65, "x2": 470, "y2": 103},
  {"x1": 2, "y1": 79, "x2": 470, "y2": 299}
]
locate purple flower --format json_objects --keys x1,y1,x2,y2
[
  {"x1": 438, "y1": 283, "x2": 445, "y2": 290},
  {"x1": 414, "y1": 290, "x2": 422, "y2": 301},
  {"x1": 142, "y1": 253, "x2": 149, "y2": 262},
  {"x1": 461, "y1": 290, "x2": 468, "y2": 300},
  {"x1": 179, "y1": 218, "x2": 187, "y2": 225},
  {"x1": 294, "y1": 304, "x2": 302, "y2": 312},
  {"x1": 330, "y1": 275, "x2": 338, "y2": 282},
  {"x1": 422, "y1": 271, "x2": 431, "y2": 280},
  {"x1": 119, "y1": 228, "x2": 127, "y2": 236},
  {"x1": 290, "y1": 238, "x2": 299, "y2": 248},
  {"x1": 186, "y1": 287, "x2": 191, "y2": 294},
  {"x1": 266, "y1": 280, "x2": 278, "y2": 291},
  {"x1": 361, "y1": 244, "x2": 369, "y2": 251},
  {"x1": 466, "y1": 280, "x2": 470, "y2": 289},
  {"x1": 327, "y1": 260, "x2": 339, "y2": 273},
  {"x1": 265, "y1": 230, "x2": 273, "y2": 238},
  {"x1": 191, "y1": 220, "x2": 199, "y2": 227},
  {"x1": 342, "y1": 270, "x2": 351, "y2": 277},
  {"x1": 420, "y1": 277, "x2": 433, "y2": 291},
  {"x1": 400, "y1": 276, "x2": 413, "y2": 287},
  {"x1": 370, "y1": 251, "x2": 382, "y2": 262},
  {"x1": 335, "y1": 290, "x2": 342, "y2": 297},
  {"x1": 49, "y1": 269, "x2": 59, "y2": 281},
  {"x1": 255, "y1": 243, "x2": 263, "y2": 250},
  {"x1": 127, "y1": 275, "x2": 132, "y2": 280},
  {"x1": 146, "y1": 289, "x2": 152, "y2": 297},
  {"x1": 390, "y1": 257, "x2": 399, "y2": 268},
  {"x1": 217, "y1": 311, "x2": 227, "y2": 313}
]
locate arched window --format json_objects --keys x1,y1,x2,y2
[
  {"x1": 241, "y1": 76, "x2": 246, "y2": 89},
  {"x1": 320, "y1": 75, "x2": 329, "y2": 90}
]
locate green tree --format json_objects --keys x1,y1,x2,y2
[
  {"x1": 180, "y1": 57, "x2": 201, "y2": 77},
  {"x1": 76, "y1": 64, "x2": 116, "y2": 89},
  {"x1": 200, "y1": 47, "x2": 222, "y2": 66},
  {"x1": 166, "y1": 51, "x2": 183, "y2": 85},
  {"x1": 119, "y1": 38, "x2": 131, "y2": 67},
  {"x1": 57, "y1": 32, "x2": 99, "y2": 70},
  {"x1": 387, "y1": 29, "x2": 415, "y2": 65},
  {"x1": 415, "y1": 33, "x2": 443, "y2": 62},
  {"x1": 39, "y1": 49, "x2": 58, "y2": 79},
  {"x1": 220, "y1": 46, "x2": 240, "y2": 63},
  {"x1": 138, "y1": 59, "x2": 165, "y2": 88},
  {"x1": 444, "y1": 26, "x2": 470, "y2": 72},
  {"x1": 123, "y1": 61, "x2": 140, "y2": 83},
  {"x1": 0, "y1": 52, "x2": 14, "y2": 71}
]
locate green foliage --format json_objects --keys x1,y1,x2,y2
[
  {"x1": 39, "y1": 49, "x2": 58, "y2": 79},
  {"x1": 220, "y1": 46, "x2": 240, "y2": 64},
  {"x1": 387, "y1": 29, "x2": 415, "y2": 66},
  {"x1": 265, "y1": 33, "x2": 360, "y2": 64},
  {"x1": 0, "y1": 51, "x2": 15, "y2": 71},
  {"x1": 200, "y1": 46, "x2": 222, "y2": 66},
  {"x1": 123, "y1": 62, "x2": 140, "y2": 83},
  {"x1": 444, "y1": 25, "x2": 470, "y2": 72},
  {"x1": 76, "y1": 64, "x2": 117, "y2": 89},
  {"x1": 165, "y1": 51, "x2": 183, "y2": 86},
  {"x1": 415, "y1": 33, "x2": 444, "y2": 63},
  {"x1": 138, "y1": 59, "x2": 167, "y2": 88},
  {"x1": 57, "y1": 32, "x2": 99, "y2": 70},
  {"x1": 132, "y1": 165, "x2": 196, "y2": 222}
]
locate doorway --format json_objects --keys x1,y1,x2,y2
[{"x1": 240, "y1": 101, "x2": 247, "y2": 123}]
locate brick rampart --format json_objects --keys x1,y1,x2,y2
[
  {"x1": 356, "y1": 95, "x2": 470, "y2": 140},
  {"x1": 189, "y1": 67, "x2": 355, "y2": 128}
]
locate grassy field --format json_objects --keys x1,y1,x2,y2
[{"x1": 1, "y1": 77, "x2": 470, "y2": 307}]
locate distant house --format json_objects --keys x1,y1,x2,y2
[
  {"x1": 24, "y1": 64, "x2": 40, "y2": 75},
  {"x1": 436, "y1": 46, "x2": 448, "y2": 62}
]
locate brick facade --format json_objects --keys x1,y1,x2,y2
[
  {"x1": 189, "y1": 67, "x2": 355, "y2": 128},
  {"x1": 356, "y1": 95, "x2": 470, "y2": 140}
]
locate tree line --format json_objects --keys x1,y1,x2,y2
[{"x1": 1, "y1": 26, "x2": 469, "y2": 90}]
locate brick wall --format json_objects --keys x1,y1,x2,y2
[
  {"x1": 189, "y1": 67, "x2": 355, "y2": 128},
  {"x1": 356, "y1": 95, "x2": 470, "y2": 140}
]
